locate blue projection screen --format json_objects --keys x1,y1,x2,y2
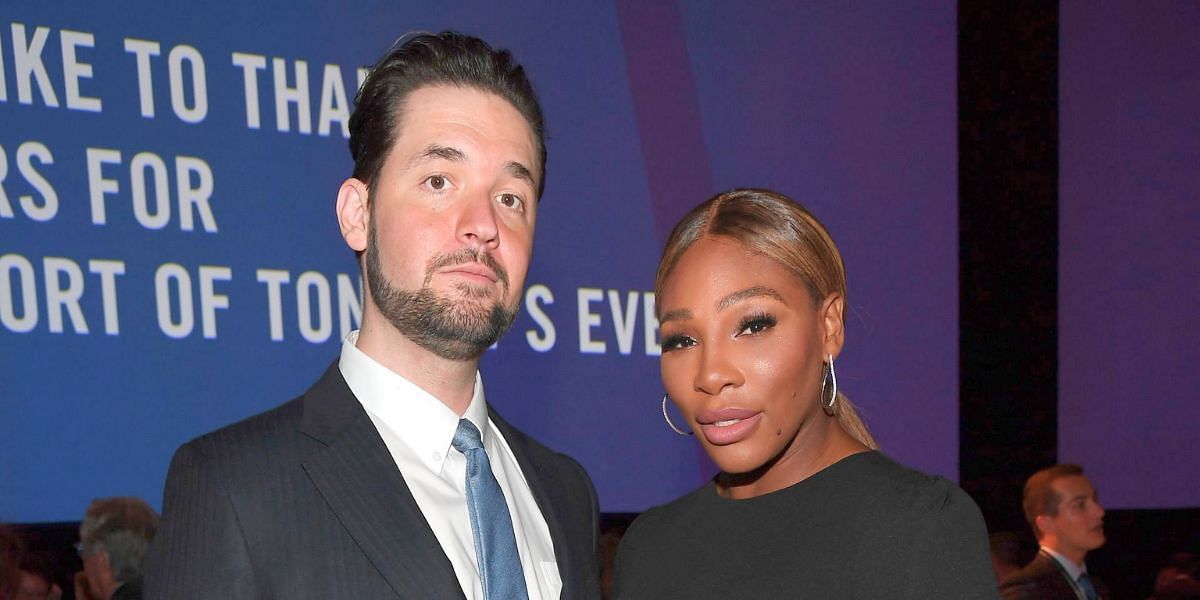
[{"x1": 1, "y1": 1, "x2": 957, "y2": 522}]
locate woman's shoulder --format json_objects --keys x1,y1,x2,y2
[
  {"x1": 849, "y1": 452, "x2": 979, "y2": 513},
  {"x1": 844, "y1": 454, "x2": 996, "y2": 597}
]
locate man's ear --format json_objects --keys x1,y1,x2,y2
[
  {"x1": 1034, "y1": 514, "x2": 1053, "y2": 540},
  {"x1": 336, "y1": 178, "x2": 369, "y2": 252},
  {"x1": 820, "y1": 293, "x2": 845, "y2": 360},
  {"x1": 95, "y1": 549, "x2": 112, "y2": 579}
]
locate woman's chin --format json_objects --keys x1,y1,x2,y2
[{"x1": 707, "y1": 449, "x2": 771, "y2": 481}]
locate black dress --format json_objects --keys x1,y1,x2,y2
[{"x1": 612, "y1": 451, "x2": 999, "y2": 599}]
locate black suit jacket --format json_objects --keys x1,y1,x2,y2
[
  {"x1": 144, "y1": 362, "x2": 601, "y2": 599},
  {"x1": 999, "y1": 550, "x2": 1111, "y2": 600},
  {"x1": 110, "y1": 579, "x2": 142, "y2": 600}
]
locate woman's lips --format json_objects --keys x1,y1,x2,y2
[{"x1": 696, "y1": 409, "x2": 763, "y2": 446}]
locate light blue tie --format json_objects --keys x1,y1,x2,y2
[
  {"x1": 1077, "y1": 573, "x2": 1098, "y2": 600},
  {"x1": 452, "y1": 419, "x2": 528, "y2": 600}
]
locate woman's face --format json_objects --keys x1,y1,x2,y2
[{"x1": 658, "y1": 235, "x2": 841, "y2": 479}]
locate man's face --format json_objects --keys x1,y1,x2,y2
[
  {"x1": 360, "y1": 85, "x2": 539, "y2": 360},
  {"x1": 80, "y1": 546, "x2": 106, "y2": 598},
  {"x1": 1043, "y1": 475, "x2": 1106, "y2": 556}
]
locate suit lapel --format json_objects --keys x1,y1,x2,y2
[
  {"x1": 300, "y1": 364, "x2": 465, "y2": 600},
  {"x1": 490, "y1": 409, "x2": 580, "y2": 595}
]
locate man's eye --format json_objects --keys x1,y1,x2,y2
[
  {"x1": 498, "y1": 193, "x2": 524, "y2": 210},
  {"x1": 426, "y1": 175, "x2": 448, "y2": 190}
]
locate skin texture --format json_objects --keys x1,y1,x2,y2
[
  {"x1": 17, "y1": 571, "x2": 51, "y2": 600},
  {"x1": 79, "y1": 548, "x2": 114, "y2": 600},
  {"x1": 335, "y1": 85, "x2": 539, "y2": 415},
  {"x1": 1037, "y1": 475, "x2": 1106, "y2": 565},
  {"x1": 657, "y1": 236, "x2": 865, "y2": 499}
]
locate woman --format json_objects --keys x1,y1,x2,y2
[{"x1": 612, "y1": 189, "x2": 997, "y2": 598}]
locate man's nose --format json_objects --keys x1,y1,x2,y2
[{"x1": 457, "y1": 193, "x2": 500, "y2": 248}]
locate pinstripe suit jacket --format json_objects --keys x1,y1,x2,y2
[{"x1": 144, "y1": 362, "x2": 602, "y2": 599}]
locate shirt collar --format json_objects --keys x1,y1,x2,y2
[
  {"x1": 338, "y1": 330, "x2": 490, "y2": 473},
  {"x1": 1041, "y1": 545, "x2": 1087, "y2": 579}
]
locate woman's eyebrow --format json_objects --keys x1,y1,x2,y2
[
  {"x1": 717, "y1": 286, "x2": 785, "y2": 311},
  {"x1": 659, "y1": 308, "x2": 692, "y2": 324}
]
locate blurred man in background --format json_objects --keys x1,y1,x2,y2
[
  {"x1": 1001, "y1": 464, "x2": 1109, "y2": 599},
  {"x1": 74, "y1": 498, "x2": 158, "y2": 600}
]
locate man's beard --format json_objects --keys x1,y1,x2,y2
[{"x1": 365, "y1": 223, "x2": 519, "y2": 361}]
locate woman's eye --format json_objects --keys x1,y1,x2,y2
[
  {"x1": 661, "y1": 334, "x2": 695, "y2": 352},
  {"x1": 737, "y1": 315, "x2": 776, "y2": 336}
]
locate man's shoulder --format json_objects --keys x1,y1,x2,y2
[
  {"x1": 492, "y1": 410, "x2": 580, "y2": 464},
  {"x1": 183, "y1": 395, "x2": 305, "y2": 458},
  {"x1": 176, "y1": 361, "x2": 345, "y2": 464},
  {"x1": 161, "y1": 397, "x2": 308, "y2": 496},
  {"x1": 490, "y1": 409, "x2": 595, "y2": 492},
  {"x1": 169, "y1": 362, "x2": 348, "y2": 470},
  {"x1": 1000, "y1": 553, "x2": 1070, "y2": 598}
]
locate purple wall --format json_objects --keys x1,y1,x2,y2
[{"x1": 1060, "y1": 0, "x2": 1200, "y2": 509}]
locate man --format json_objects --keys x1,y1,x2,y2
[
  {"x1": 75, "y1": 497, "x2": 159, "y2": 600},
  {"x1": 1000, "y1": 464, "x2": 1109, "y2": 600},
  {"x1": 144, "y1": 32, "x2": 601, "y2": 599}
]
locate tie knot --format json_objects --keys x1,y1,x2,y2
[{"x1": 452, "y1": 418, "x2": 484, "y2": 453}]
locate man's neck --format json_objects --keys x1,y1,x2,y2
[
  {"x1": 1042, "y1": 542, "x2": 1087, "y2": 570},
  {"x1": 355, "y1": 320, "x2": 481, "y2": 416}
]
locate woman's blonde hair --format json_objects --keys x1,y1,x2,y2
[{"x1": 655, "y1": 188, "x2": 877, "y2": 449}]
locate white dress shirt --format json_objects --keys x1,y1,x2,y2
[{"x1": 339, "y1": 330, "x2": 560, "y2": 599}]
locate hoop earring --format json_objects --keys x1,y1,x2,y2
[
  {"x1": 662, "y1": 394, "x2": 693, "y2": 436},
  {"x1": 820, "y1": 354, "x2": 838, "y2": 415}
]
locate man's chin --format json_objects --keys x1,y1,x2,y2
[
  {"x1": 445, "y1": 281, "x2": 499, "y2": 301},
  {"x1": 369, "y1": 276, "x2": 518, "y2": 358}
]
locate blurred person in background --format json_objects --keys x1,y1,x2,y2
[
  {"x1": 992, "y1": 531, "x2": 1025, "y2": 584},
  {"x1": 1, "y1": 525, "x2": 23, "y2": 600},
  {"x1": 74, "y1": 498, "x2": 158, "y2": 600},
  {"x1": 1001, "y1": 464, "x2": 1108, "y2": 600},
  {"x1": 1149, "y1": 553, "x2": 1200, "y2": 600},
  {"x1": 15, "y1": 550, "x2": 60, "y2": 600}
]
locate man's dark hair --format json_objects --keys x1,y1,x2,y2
[
  {"x1": 1022, "y1": 463, "x2": 1085, "y2": 539},
  {"x1": 349, "y1": 31, "x2": 547, "y2": 198}
]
